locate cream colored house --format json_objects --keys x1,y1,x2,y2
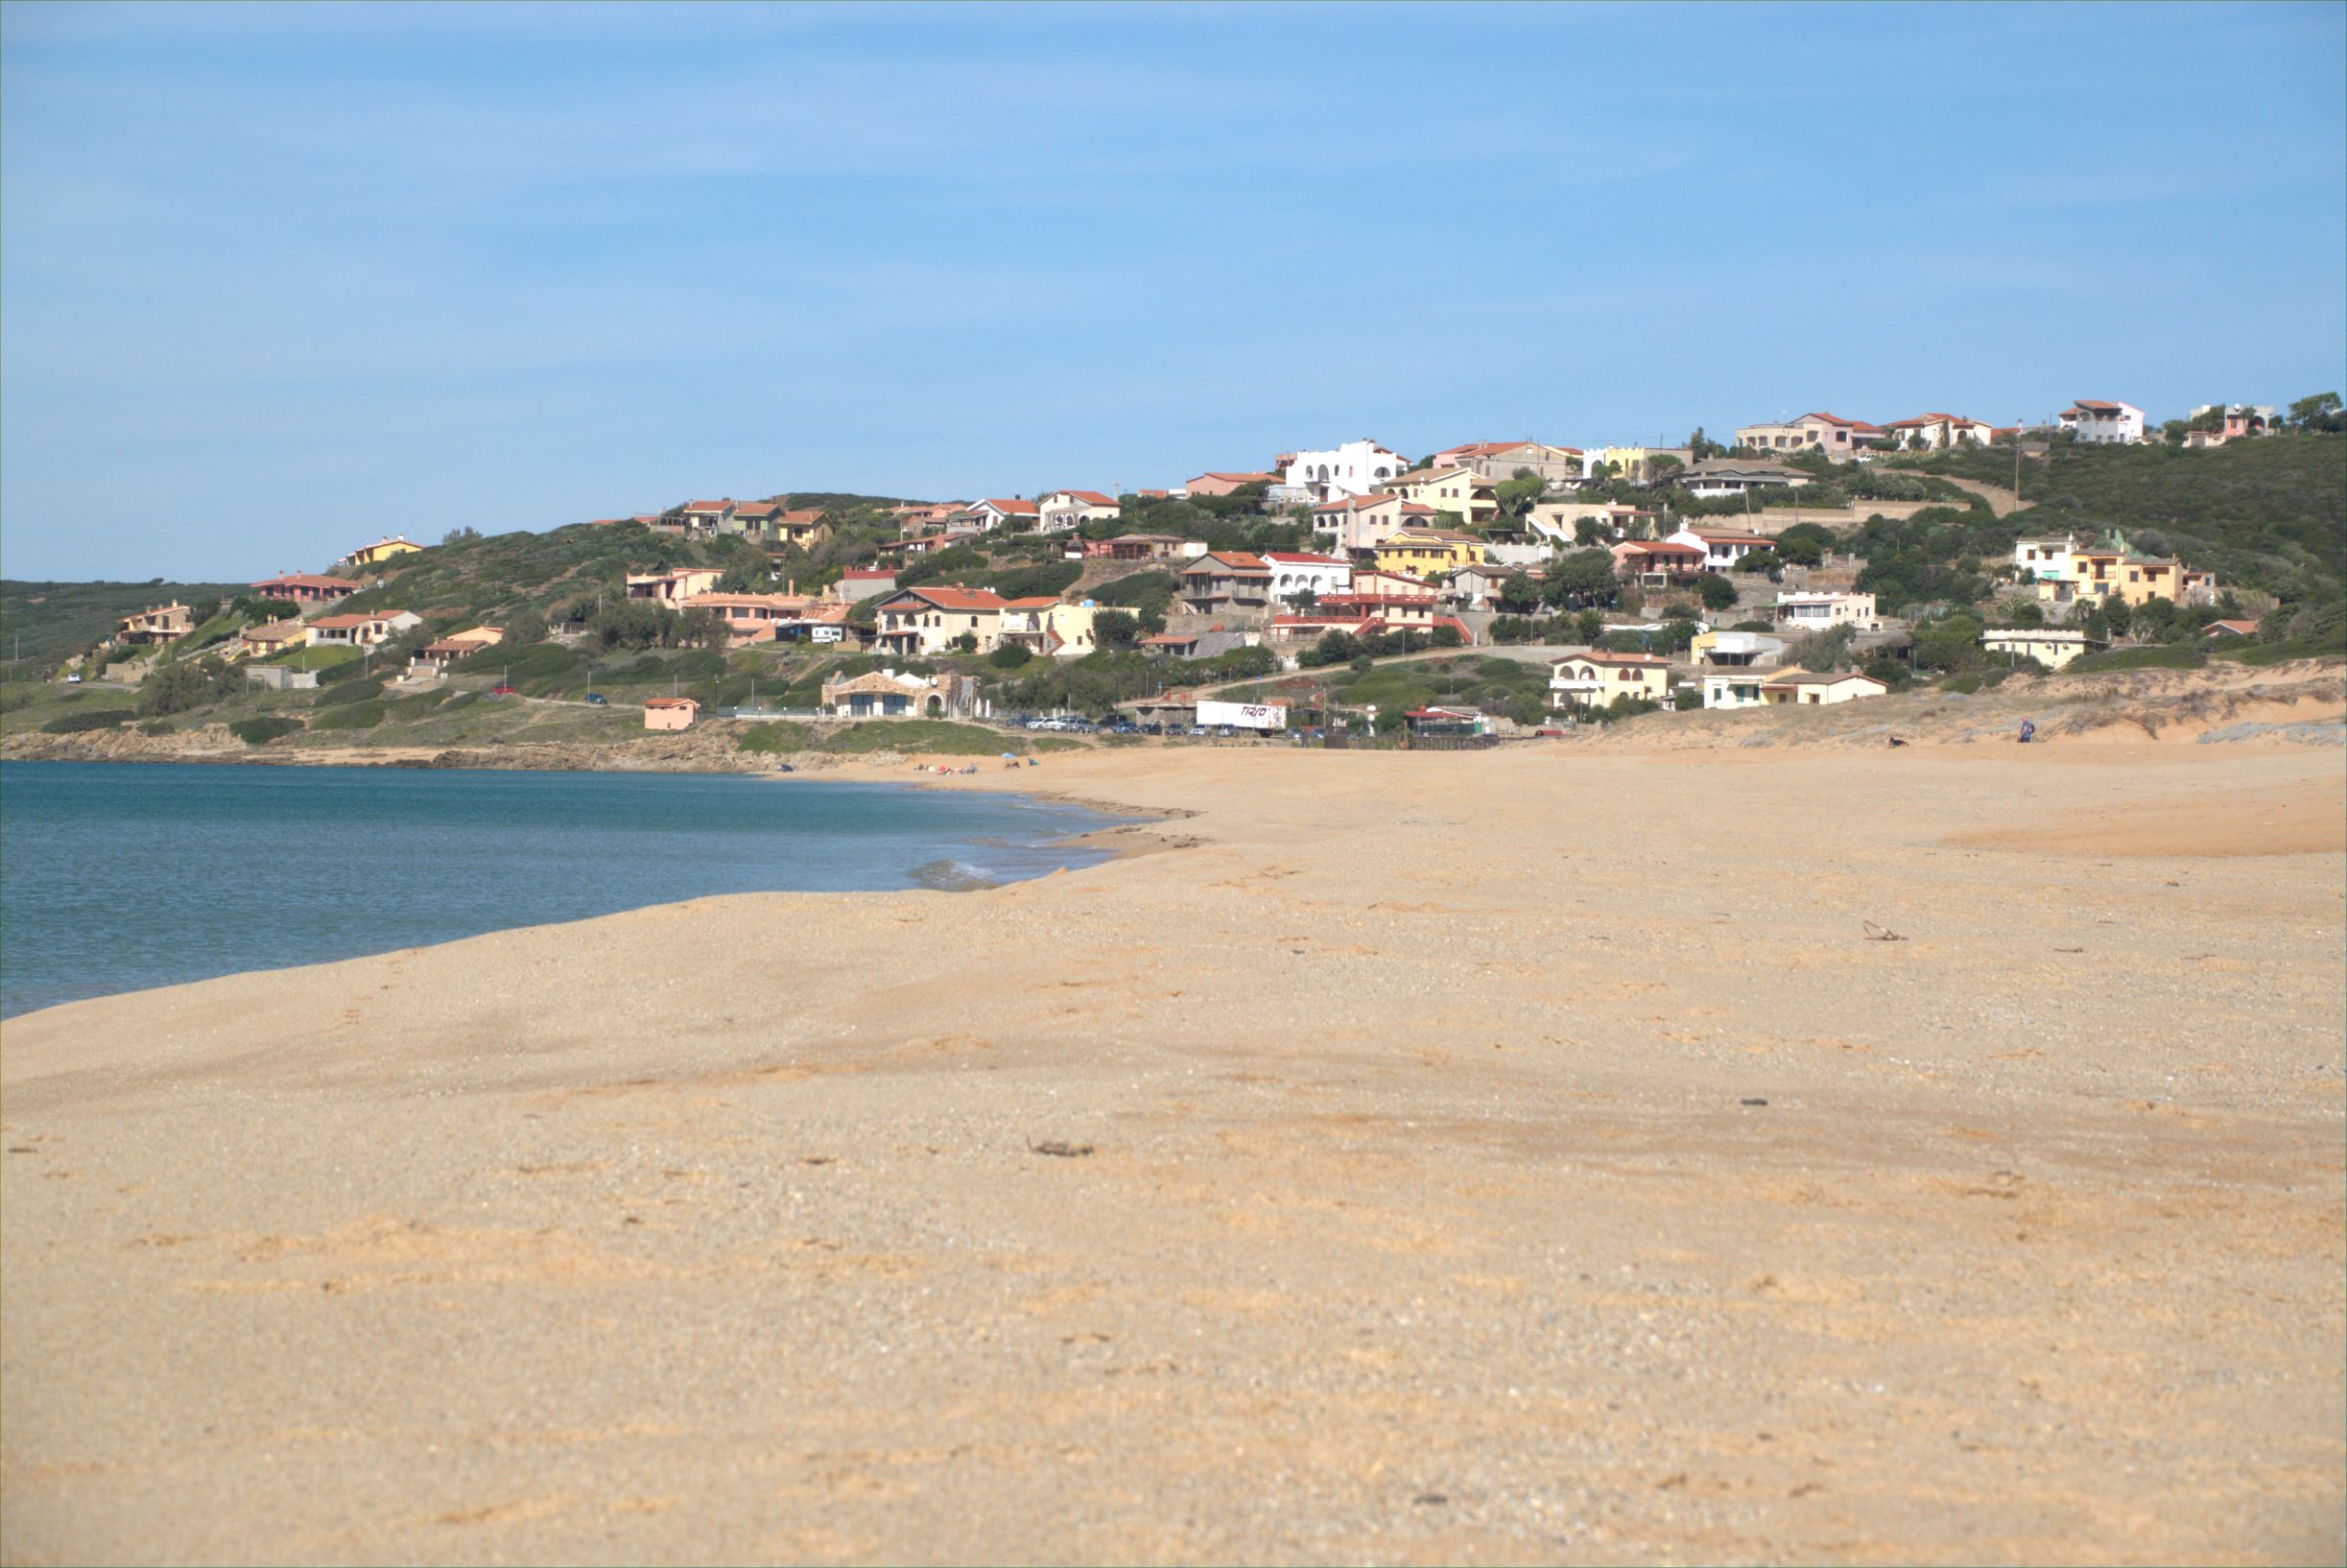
[
  {"x1": 1037, "y1": 490, "x2": 1121, "y2": 535},
  {"x1": 873, "y1": 585, "x2": 1008, "y2": 656},
  {"x1": 1378, "y1": 466, "x2": 1498, "y2": 528},
  {"x1": 1772, "y1": 591, "x2": 1879, "y2": 630},
  {"x1": 997, "y1": 598, "x2": 1101, "y2": 658},
  {"x1": 1980, "y1": 628, "x2": 2102, "y2": 669},
  {"x1": 1759, "y1": 670, "x2": 1887, "y2": 705},
  {"x1": 1310, "y1": 493, "x2": 1437, "y2": 554},
  {"x1": 1549, "y1": 651, "x2": 1671, "y2": 712}
]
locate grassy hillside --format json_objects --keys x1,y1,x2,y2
[
  {"x1": 1, "y1": 580, "x2": 247, "y2": 673},
  {"x1": 1894, "y1": 435, "x2": 2345, "y2": 597}
]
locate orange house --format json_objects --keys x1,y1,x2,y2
[{"x1": 644, "y1": 697, "x2": 700, "y2": 731}]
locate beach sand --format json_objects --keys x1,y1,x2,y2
[{"x1": 3, "y1": 742, "x2": 2341, "y2": 1564}]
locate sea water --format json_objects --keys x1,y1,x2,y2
[{"x1": 0, "y1": 761, "x2": 1122, "y2": 1018}]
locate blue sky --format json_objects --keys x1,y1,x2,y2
[{"x1": 3, "y1": 2, "x2": 2342, "y2": 582}]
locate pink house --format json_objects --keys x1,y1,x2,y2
[
  {"x1": 250, "y1": 572, "x2": 358, "y2": 606},
  {"x1": 643, "y1": 697, "x2": 699, "y2": 730},
  {"x1": 1184, "y1": 471, "x2": 1278, "y2": 496}
]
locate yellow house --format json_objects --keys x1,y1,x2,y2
[
  {"x1": 1373, "y1": 526, "x2": 1485, "y2": 582},
  {"x1": 1379, "y1": 467, "x2": 1498, "y2": 528},
  {"x1": 346, "y1": 535, "x2": 424, "y2": 566},
  {"x1": 2039, "y1": 535, "x2": 2217, "y2": 610}
]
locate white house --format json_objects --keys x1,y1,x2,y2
[
  {"x1": 2011, "y1": 535, "x2": 2081, "y2": 582},
  {"x1": 959, "y1": 498, "x2": 1042, "y2": 532},
  {"x1": 1310, "y1": 493, "x2": 1436, "y2": 554},
  {"x1": 1880, "y1": 413, "x2": 1996, "y2": 450},
  {"x1": 1665, "y1": 460, "x2": 1810, "y2": 499},
  {"x1": 1261, "y1": 550, "x2": 1353, "y2": 606},
  {"x1": 1037, "y1": 489, "x2": 1120, "y2": 535},
  {"x1": 1771, "y1": 591, "x2": 1879, "y2": 630},
  {"x1": 2058, "y1": 400, "x2": 2145, "y2": 444},
  {"x1": 1667, "y1": 527, "x2": 1778, "y2": 573},
  {"x1": 1281, "y1": 439, "x2": 1410, "y2": 503},
  {"x1": 1702, "y1": 671, "x2": 1772, "y2": 710},
  {"x1": 1529, "y1": 501, "x2": 1656, "y2": 548}
]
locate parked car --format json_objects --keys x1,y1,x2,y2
[
  {"x1": 583, "y1": 692, "x2": 607, "y2": 705},
  {"x1": 491, "y1": 684, "x2": 517, "y2": 696},
  {"x1": 1215, "y1": 725, "x2": 1235, "y2": 738},
  {"x1": 1140, "y1": 722, "x2": 1164, "y2": 736}
]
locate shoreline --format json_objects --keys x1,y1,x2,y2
[{"x1": 3, "y1": 742, "x2": 2340, "y2": 1563}]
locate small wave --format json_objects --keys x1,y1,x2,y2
[{"x1": 906, "y1": 857, "x2": 1003, "y2": 892}]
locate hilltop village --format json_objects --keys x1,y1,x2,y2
[{"x1": 20, "y1": 394, "x2": 2341, "y2": 756}]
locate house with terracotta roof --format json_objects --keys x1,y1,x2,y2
[
  {"x1": 115, "y1": 602, "x2": 195, "y2": 647},
  {"x1": 1037, "y1": 490, "x2": 1121, "y2": 535},
  {"x1": 680, "y1": 591, "x2": 817, "y2": 646},
  {"x1": 772, "y1": 510, "x2": 831, "y2": 549},
  {"x1": 1178, "y1": 552, "x2": 1274, "y2": 616},
  {"x1": 958, "y1": 498, "x2": 1041, "y2": 533},
  {"x1": 897, "y1": 501, "x2": 968, "y2": 530},
  {"x1": 2057, "y1": 399, "x2": 2145, "y2": 445},
  {"x1": 235, "y1": 619, "x2": 311, "y2": 659},
  {"x1": 1735, "y1": 413, "x2": 1884, "y2": 460},
  {"x1": 344, "y1": 535, "x2": 424, "y2": 567},
  {"x1": 406, "y1": 626, "x2": 504, "y2": 678},
  {"x1": 1611, "y1": 539, "x2": 1709, "y2": 586},
  {"x1": 1262, "y1": 550, "x2": 1352, "y2": 605},
  {"x1": 643, "y1": 696, "x2": 699, "y2": 730},
  {"x1": 670, "y1": 499, "x2": 736, "y2": 533},
  {"x1": 309, "y1": 609, "x2": 423, "y2": 648},
  {"x1": 1661, "y1": 460, "x2": 1809, "y2": 500},
  {"x1": 2201, "y1": 618, "x2": 2262, "y2": 639},
  {"x1": 1882, "y1": 413, "x2": 1996, "y2": 450},
  {"x1": 1081, "y1": 533, "x2": 1193, "y2": 563},
  {"x1": 1759, "y1": 670, "x2": 1888, "y2": 706},
  {"x1": 873, "y1": 585, "x2": 1011, "y2": 655},
  {"x1": 1378, "y1": 467, "x2": 1498, "y2": 529},
  {"x1": 1310, "y1": 492, "x2": 1437, "y2": 555},
  {"x1": 1426, "y1": 440, "x2": 1583, "y2": 484},
  {"x1": 1447, "y1": 561, "x2": 1539, "y2": 610},
  {"x1": 249, "y1": 572, "x2": 359, "y2": 608},
  {"x1": 1182, "y1": 471, "x2": 1278, "y2": 497},
  {"x1": 829, "y1": 568, "x2": 899, "y2": 604},
  {"x1": 1550, "y1": 651, "x2": 1672, "y2": 712}
]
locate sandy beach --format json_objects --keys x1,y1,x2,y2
[{"x1": 3, "y1": 740, "x2": 2341, "y2": 1564}]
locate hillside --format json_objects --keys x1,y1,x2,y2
[
  {"x1": 0, "y1": 580, "x2": 248, "y2": 674},
  {"x1": 1892, "y1": 435, "x2": 2346, "y2": 598}
]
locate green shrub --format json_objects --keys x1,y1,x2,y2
[
  {"x1": 739, "y1": 721, "x2": 813, "y2": 754},
  {"x1": 311, "y1": 699, "x2": 388, "y2": 730},
  {"x1": 317, "y1": 675, "x2": 387, "y2": 707},
  {"x1": 988, "y1": 644, "x2": 1033, "y2": 670},
  {"x1": 387, "y1": 690, "x2": 449, "y2": 721},
  {"x1": 823, "y1": 720, "x2": 1013, "y2": 755},
  {"x1": 2062, "y1": 646, "x2": 2207, "y2": 675},
  {"x1": 230, "y1": 716, "x2": 302, "y2": 745},
  {"x1": 40, "y1": 707, "x2": 132, "y2": 733}
]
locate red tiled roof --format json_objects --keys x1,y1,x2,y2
[
  {"x1": 645, "y1": 697, "x2": 699, "y2": 708},
  {"x1": 1185, "y1": 552, "x2": 1271, "y2": 573},
  {"x1": 1554, "y1": 651, "x2": 1670, "y2": 669},
  {"x1": 1193, "y1": 471, "x2": 1277, "y2": 484},
  {"x1": 1798, "y1": 412, "x2": 1882, "y2": 431},
  {"x1": 841, "y1": 569, "x2": 896, "y2": 581},
  {"x1": 1059, "y1": 490, "x2": 1117, "y2": 507},
  {"x1": 973, "y1": 498, "x2": 1040, "y2": 515},
  {"x1": 2069, "y1": 399, "x2": 2127, "y2": 413},
  {"x1": 250, "y1": 573, "x2": 354, "y2": 591},
  {"x1": 682, "y1": 499, "x2": 732, "y2": 511},
  {"x1": 310, "y1": 611, "x2": 405, "y2": 630},
  {"x1": 890, "y1": 586, "x2": 1010, "y2": 611},
  {"x1": 1312, "y1": 494, "x2": 1435, "y2": 514},
  {"x1": 1261, "y1": 551, "x2": 1348, "y2": 564}
]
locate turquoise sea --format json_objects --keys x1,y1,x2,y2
[{"x1": 0, "y1": 761, "x2": 1121, "y2": 1018}]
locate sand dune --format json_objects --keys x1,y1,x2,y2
[{"x1": 3, "y1": 743, "x2": 2341, "y2": 1564}]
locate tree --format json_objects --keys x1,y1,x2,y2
[
  {"x1": 987, "y1": 644, "x2": 1031, "y2": 670},
  {"x1": 952, "y1": 630, "x2": 980, "y2": 653},
  {"x1": 2101, "y1": 594, "x2": 2135, "y2": 639},
  {"x1": 501, "y1": 607, "x2": 549, "y2": 646},
  {"x1": 442, "y1": 526, "x2": 482, "y2": 545},
  {"x1": 1495, "y1": 470, "x2": 1548, "y2": 523},
  {"x1": 1686, "y1": 427, "x2": 1725, "y2": 463},
  {"x1": 1500, "y1": 571, "x2": 1539, "y2": 610},
  {"x1": 1695, "y1": 574, "x2": 1738, "y2": 612},
  {"x1": 1733, "y1": 548, "x2": 1782, "y2": 576},
  {"x1": 2288, "y1": 392, "x2": 2343, "y2": 433},
  {"x1": 1550, "y1": 548, "x2": 1620, "y2": 607},
  {"x1": 1093, "y1": 610, "x2": 1140, "y2": 650},
  {"x1": 140, "y1": 660, "x2": 209, "y2": 716},
  {"x1": 1773, "y1": 522, "x2": 1834, "y2": 567},
  {"x1": 677, "y1": 607, "x2": 733, "y2": 652},
  {"x1": 1575, "y1": 608, "x2": 1603, "y2": 644},
  {"x1": 1648, "y1": 453, "x2": 1684, "y2": 478},
  {"x1": 1503, "y1": 691, "x2": 1547, "y2": 727}
]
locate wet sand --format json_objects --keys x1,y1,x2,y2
[{"x1": 3, "y1": 743, "x2": 2341, "y2": 1564}]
